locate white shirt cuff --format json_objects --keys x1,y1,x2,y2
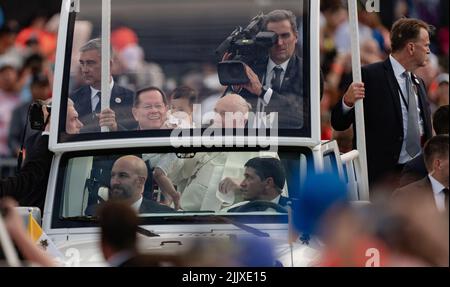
[
  {"x1": 42, "y1": 131, "x2": 50, "y2": 136},
  {"x1": 261, "y1": 88, "x2": 273, "y2": 106},
  {"x1": 342, "y1": 97, "x2": 353, "y2": 114}
]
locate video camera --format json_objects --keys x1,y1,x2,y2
[
  {"x1": 29, "y1": 101, "x2": 51, "y2": 131},
  {"x1": 215, "y1": 13, "x2": 278, "y2": 85}
]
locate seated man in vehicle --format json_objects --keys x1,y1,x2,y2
[
  {"x1": 132, "y1": 86, "x2": 190, "y2": 130},
  {"x1": 85, "y1": 155, "x2": 174, "y2": 215},
  {"x1": 210, "y1": 93, "x2": 250, "y2": 128},
  {"x1": 132, "y1": 86, "x2": 187, "y2": 209},
  {"x1": 218, "y1": 157, "x2": 289, "y2": 212},
  {"x1": 177, "y1": 94, "x2": 251, "y2": 211},
  {"x1": 168, "y1": 85, "x2": 197, "y2": 127}
]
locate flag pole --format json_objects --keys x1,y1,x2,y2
[
  {"x1": 348, "y1": 0, "x2": 369, "y2": 200},
  {"x1": 101, "y1": 0, "x2": 111, "y2": 132},
  {"x1": 0, "y1": 212, "x2": 22, "y2": 266}
]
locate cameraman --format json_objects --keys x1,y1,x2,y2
[
  {"x1": 0, "y1": 102, "x2": 53, "y2": 207},
  {"x1": 224, "y1": 10, "x2": 309, "y2": 128}
]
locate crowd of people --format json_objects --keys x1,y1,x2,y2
[{"x1": 0, "y1": 0, "x2": 449, "y2": 267}]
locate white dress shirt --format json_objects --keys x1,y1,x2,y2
[
  {"x1": 428, "y1": 174, "x2": 447, "y2": 213},
  {"x1": 130, "y1": 196, "x2": 143, "y2": 212},
  {"x1": 258, "y1": 58, "x2": 290, "y2": 110},
  {"x1": 90, "y1": 79, "x2": 114, "y2": 112}
]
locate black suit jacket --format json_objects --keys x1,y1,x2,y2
[
  {"x1": 231, "y1": 55, "x2": 305, "y2": 129},
  {"x1": 1, "y1": 135, "x2": 53, "y2": 210},
  {"x1": 227, "y1": 195, "x2": 289, "y2": 212},
  {"x1": 85, "y1": 197, "x2": 174, "y2": 216},
  {"x1": 70, "y1": 84, "x2": 137, "y2": 132},
  {"x1": 331, "y1": 58, "x2": 432, "y2": 184},
  {"x1": 139, "y1": 197, "x2": 174, "y2": 213}
]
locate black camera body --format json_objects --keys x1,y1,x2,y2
[
  {"x1": 216, "y1": 13, "x2": 278, "y2": 85},
  {"x1": 29, "y1": 101, "x2": 51, "y2": 131}
]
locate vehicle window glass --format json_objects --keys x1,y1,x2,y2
[
  {"x1": 59, "y1": 150, "x2": 309, "y2": 218},
  {"x1": 58, "y1": 0, "x2": 311, "y2": 143}
]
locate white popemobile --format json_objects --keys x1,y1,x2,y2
[{"x1": 1, "y1": 0, "x2": 369, "y2": 266}]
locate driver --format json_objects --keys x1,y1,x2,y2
[{"x1": 218, "y1": 157, "x2": 289, "y2": 212}]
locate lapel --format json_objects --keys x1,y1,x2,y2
[
  {"x1": 281, "y1": 56, "x2": 297, "y2": 91},
  {"x1": 411, "y1": 74, "x2": 432, "y2": 139},
  {"x1": 382, "y1": 58, "x2": 403, "y2": 125},
  {"x1": 258, "y1": 55, "x2": 297, "y2": 92},
  {"x1": 109, "y1": 84, "x2": 117, "y2": 109},
  {"x1": 78, "y1": 86, "x2": 94, "y2": 117}
]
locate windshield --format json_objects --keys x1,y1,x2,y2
[
  {"x1": 55, "y1": 0, "x2": 312, "y2": 144},
  {"x1": 53, "y1": 148, "x2": 310, "y2": 226}
]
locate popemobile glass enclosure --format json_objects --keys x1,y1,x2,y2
[{"x1": 49, "y1": 0, "x2": 321, "y2": 152}]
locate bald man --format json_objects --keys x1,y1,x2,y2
[
  {"x1": 213, "y1": 93, "x2": 251, "y2": 128},
  {"x1": 85, "y1": 155, "x2": 174, "y2": 215}
]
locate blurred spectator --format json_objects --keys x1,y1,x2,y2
[
  {"x1": 8, "y1": 74, "x2": 50, "y2": 157},
  {"x1": 112, "y1": 26, "x2": 165, "y2": 91},
  {"x1": 333, "y1": 9, "x2": 376, "y2": 55},
  {"x1": 428, "y1": 73, "x2": 449, "y2": 114},
  {"x1": 400, "y1": 105, "x2": 449, "y2": 186},
  {"x1": 0, "y1": 197, "x2": 55, "y2": 267},
  {"x1": 0, "y1": 20, "x2": 22, "y2": 67},
  {"x1": 319, "y1": 198, "x2": 448, "y2": 266},
  {"x1": 97, "y1": 200, "x2": 176, "y2": 267},
  {"x1": 15, "y1": 12, "x2": 57, "y2": 61},
  {"x1": 320, "y1": 1, "x2": 347, "y2": 68},
  {"x1": 394, "y1": 135, "x2": 449, "y2": 213},
  {"x1": 17, "y1": 53, "x2": 48, "y2": 103},
  {"x1": 0, "y1": 63, "x2": 20, "y2": 157}
]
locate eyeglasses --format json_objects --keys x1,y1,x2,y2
[{"x1": 138, "y1": 104, "x2": 165, "y2": 110}]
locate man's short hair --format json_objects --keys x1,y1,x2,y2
[
  {"x1": 97, "y1": 201, "x2": 138, "y2": 251},
  {"x1": 170, "y1": 86, "x2": 197, "y2": 105},
  {"x1": 134, "y1": 86, "x2": 168, "y2": 107},
  {"x1": 263, "y1": 9, "x2": 298, "y2": 35},
  {"x1": 423, "y1": 135, "x2": 449, "y2": 171},
  {"x1": 245, "y1": 157, "x2": 286, "y2": 191},
  {"x1": 433, "y1": 105, "x2": 449, "y2": 135},
  {"x1": 30, "y1": 74, "x2": 49, "y2": 87},
  {"x1": 390, "y1": 18, "x2": 432, "y2": 53},
  {"x1": 79, "y1": 38, "x2": 113, "y2": 58}
]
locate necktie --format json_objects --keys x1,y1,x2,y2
[
  {"x1": 443, "y1": 188, "x2": 449, "y2": 211},
  {"x1": 271, "y1": 66, "x2": 283, "y2": 92},
  {"x1": 94, "y1": 91, "x2": 101, "y2": 114},
  {"x1": 404, "y1": 72, "x2": 421, "y2": 158}
]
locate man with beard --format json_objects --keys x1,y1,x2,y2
[{"x1": 85, "y1": 155, "x2": 174, "y2": 215}]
